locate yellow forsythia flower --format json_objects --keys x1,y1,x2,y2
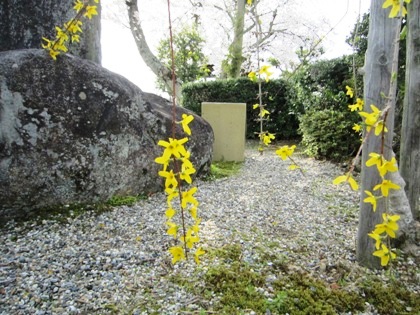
[
  {"x1": 181, "y1": 187, "x2": 199, "y2": 208},
  {"x1": 366, "y1": 152, "x2": 384, "y2": 169},
  {"x1": 84, "y1": 5, "x2": 98, "y2": 19},
  {"x1": 345, "y1": 86, "x2": 354, "y2": 98},
  {"x1": 165, "y1": 207, "x2": 176, "y2": 219},
  {"x1": 55, "y1": 26, "x2": 69, "y2": 43},
  {"x1": 194, "y1": 247, "x2": 206, "y2": 264},
  {"x1": 48, "y1": 50, "x2": 60, "y2": 60},
  {"x1": 352, "y1": 124, "x2": 362, "y2": 132},
  {"x1": 192, "y1": 219, "x2": 200, "y2": 233},
  {"x1": 169, "y1": 246, "x2": 185, "y2": 264},
  {"x1": 359, "y1": 104, "x2": 381, "y2": 132},
  {"x1": 288, "y1": 164, "x2": 300, "y2": 171},
  {"x1": 158, "y1": 137, "x2": 188, "y2": 159},
  {"x1": 374, "y1": 213, "x2": 400, "y2": 238},
  {"x1": 166, "y1": 221, "x2": 178, "y2": 238},
  {"x1": 248, "y1": 71, "x2": 257, "y2": 82},
  {"x1": 259, "y1": 65, "x2": 273, "y2": 82},
  {"x1": 374, "y1": 120, "x2": 388, "y2": 136},
  {"x1": 179, "y1": 114, "x2": 194, "y2": 135},
  {"x1": 276, "y1": 145, "x2": 296, "y2": 161},
  {"x1": 333, "y1": 173, "x2": 359, "y2": 191},
  {"x1": 41, "y1": 37, "x2": 53, "y2": 49},
  {"x1": 260, "y1": 109, "x2": 270, "y2": 117},
  {"x1": 382, "y1": 0, "x2": 410, "y2": 18},
  {"x1": 158, "y1": 170, "x2": 178, "y2": 189},
  {"x1": 260, "y1": 132, "x2": 275, "y2": 145},
  {"x1": 165, "y1": 187, "x2": 179, "y2": 204},
  {"x1": 71, "y1": 34, "x2": 80, "y2": 43},
  {"x1": 179, "y1": 165, "x2": 196, "y2": 184},
  {"x1": 189, "y1": 206, "x2": 198, "y2": 219},
  {"x1": 73, "y1": 0, "x2": 84, "y2": 12},
  {"x1": 180, "y1": 229, "x2": 199, "y2": 249},
  {"x1": 377, "y1": 157, "x2": 398, "y2": 177},
  {"x1": 363, "y1": 190, "x2": 377, "y2": 212},
  {"x1": 373, "y1": 244, "x2": 396, "y2": 266},
  {"x1": 348, "y1": 98, "x2": 364, "y2": 111},
  {"x1": 368, "y1": 232, "x2": 382, "y2": 250},
  {"x1": 373, "y1": 179, "x2": 400, "y2": 197},
  {"x1": 65, "y1": 20, "x2": 83, "y2": 34},
  {"x1": 155, "y1": 155, "x2": 170, "y2": 171}
]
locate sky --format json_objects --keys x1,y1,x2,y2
[{"x1": 101, "y1": 0, "x2": 370, "y2": 96}]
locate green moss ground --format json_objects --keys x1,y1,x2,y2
[{"x1": 168, "y1": 243, "x2": 419, "y2": 315}]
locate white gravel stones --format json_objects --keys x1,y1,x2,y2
[{"x1": 1, "y1": 146, "x2": 418, "y2": 314}]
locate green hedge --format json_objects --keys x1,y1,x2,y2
[
  {"x1": 182, "y1": 78, "x2": 299, "y2": 139},
  {"x1": 287, "y1": 56, "x2": 363, "y2": 161},
  {"x1": 299, "y1": 109, "x2": 360, "y2": 162}
]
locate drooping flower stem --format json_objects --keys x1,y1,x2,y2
[
  {"x1": 50, "y1": 11, "x2": 83, "y2": 51},
  {"x1": 173, "y1": 156, "x2": 188, "y2": 259},
  {"x1": 167, "y1": 0, "x2": 177, "y2": 137},
  {"x1": 166, "y1": 0, "x2": 190, "y2": 261}
]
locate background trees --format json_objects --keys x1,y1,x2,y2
[
  {"x1": 222, "y1": 0, "x2": 246, "y2": 78},
  {"x1": 156, "y1": 24, "x2": 209, "y2": 94},
  {"x1": 120, "y1": 0, "x2": 329, "y2": 93}
]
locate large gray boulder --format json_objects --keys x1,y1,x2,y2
[{"x1": 0, "y1": 49, "x2": 213, "y2": 220}]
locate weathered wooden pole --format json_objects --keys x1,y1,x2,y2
[
  {"x1": 400, "y1": 0, "x2": 420, "y2": 221},
  {"x1": 357, "y1": 0, "x2": 401, "y2": 269}
]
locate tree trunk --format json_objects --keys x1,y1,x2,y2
[
  {"x1": 227, "y1": 0, "x2": 246, "y2": 78},
  {"x1": 400, "y1": 0, "x2": 420, "y2": 221},
  {"x1": 0, "y1": 0, "x2": 101, "y2": 64},
  {"x1": 126, "y1": 0, "x2": 182, "y2": 103},
  {"x1": 357, "y1": 0, "x2": 401, "y2": 269}
]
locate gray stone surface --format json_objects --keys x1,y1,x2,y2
[
  {"x1": 0, "y1": 0, "x2": 101, "y2": 64},
  {"x1": 0, "y1": 49, "x2": 213, "y2": 219}
]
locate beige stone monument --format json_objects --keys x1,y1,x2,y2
[{"x1": 201, "y1": 102, "x2": 246, "y2": 162}]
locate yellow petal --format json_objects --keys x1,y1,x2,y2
[
  {"x1": 348, "y1": 176, "x2": 359, "y2": 191},
  {"x1": 194, "y1": 247, "x2": 206, "y2": 264},
  {"x1": 333, "y1": 175, "x2": 347, "y2": 185}
]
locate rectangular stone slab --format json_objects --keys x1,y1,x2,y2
[{"x1": 202, "y1": 102, "x2": 246, "y2": 162}]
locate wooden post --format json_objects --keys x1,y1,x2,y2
[
  {"x1": 400, "y1": 0, "x2": 420, "y2": 220},
  {"x1": 357, "y1": 0, "x2": 401, "y2": 269}
]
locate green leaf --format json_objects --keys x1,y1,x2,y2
[{"x1": 400, "y1": 25, "x2": 407, "y2": 40}]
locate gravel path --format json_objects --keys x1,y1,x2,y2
[{"x1": 1, "y1": 146, "x2": 418, "y2": 314}]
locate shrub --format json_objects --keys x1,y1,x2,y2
[
  {"x1": 182, "y1": 77, "x2": 299, "y2": 139},
  {"x1": 299, "y1": 109, "x2": 360, "y2": 162},
  {"x1": 288, "y1": 56, "x2": 358, "y2": 113},
  {"x1": 286, "y1": 56, "x2": 363, "y2": 162}
]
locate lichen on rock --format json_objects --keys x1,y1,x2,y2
[{"x1": 0, "y1": 49, "x2": 213, "y2": 220}]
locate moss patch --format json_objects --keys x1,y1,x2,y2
[
  {"x1": 204, "y1": 261, "x2": 267, "y2": 313},
  {"x1": 269, "y1": 273, "x2": 365, "y2": 315},
  {"x1": 204, "y1": 161, "x2": 243, "y2": 180},
  {"x1": 1, "y1": 194, "x2": 147, "y2": 229},
  {"x1": 360, "y1": 278, "x2": 420, "y2": 315},
  {"x1": 167, "y1": 243, "x2": 419, "y2": 315},
  {"x1": 106, "y1": 194, "x2": 147, "y2": 207}
]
